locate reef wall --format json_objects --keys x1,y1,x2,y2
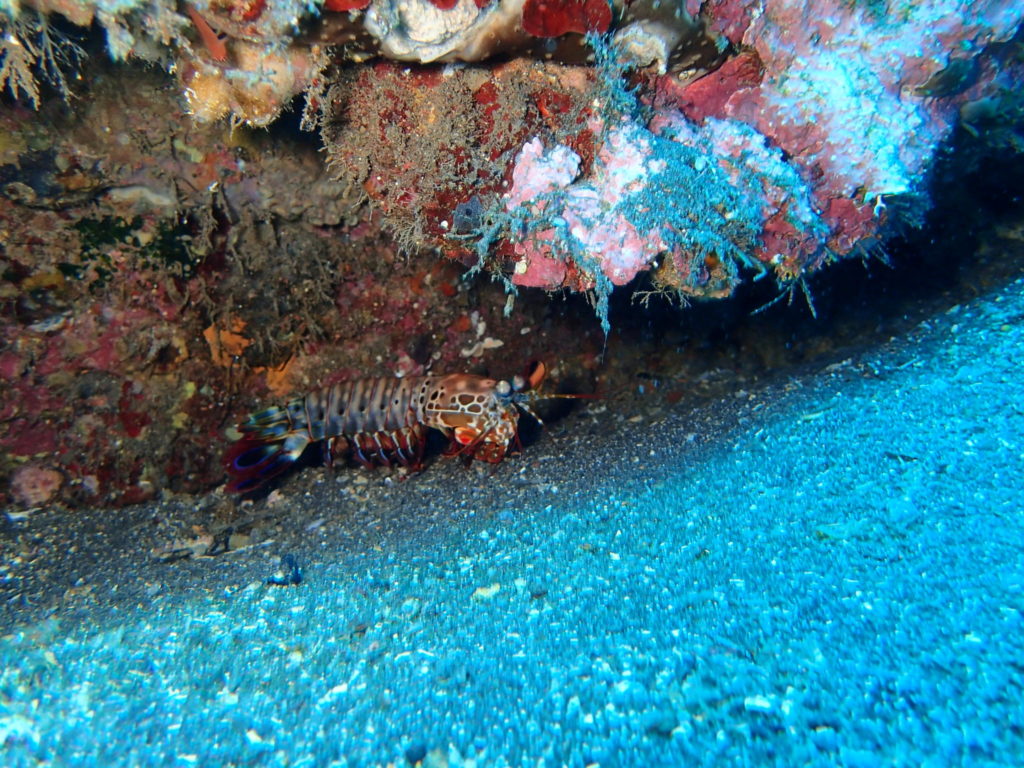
[{"x1": 1, "y1": 0, "x2": 1021, "y2": 506}]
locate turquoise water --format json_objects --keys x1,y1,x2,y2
[{"x1": 2, "y1": 278, "x2": 1023, "y2": 766}]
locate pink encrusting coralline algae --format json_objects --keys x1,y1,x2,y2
[
  {"x1": 504, "y1": 126, "x2": 671, "y2": 290},
  {"x1": 501, "y1": 107, "x2": 827, "y2": 307}
]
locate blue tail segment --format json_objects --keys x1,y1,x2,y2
[{"x1": 223, "y1": 406, "x2": 310, "y2": 493}]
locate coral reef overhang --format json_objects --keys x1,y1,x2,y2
[{"x1": 0, "y1": 0, "x2": 1022, "y2": 506}]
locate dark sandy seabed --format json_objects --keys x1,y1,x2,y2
[{"x1": 1, "y1": 216, "x2": 1024, "y2": 765}]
